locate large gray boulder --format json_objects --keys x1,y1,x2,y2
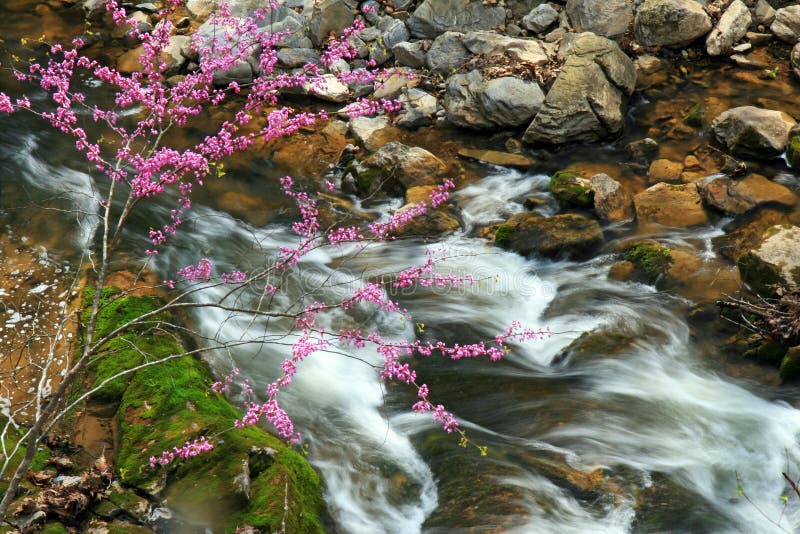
[
  {"x1": 407, "y1": 0, "x2": 506, "y2": 39},
  {"x1": 771, "y1": 6, "x2": 800, "y2": 43},
  {"x1": 309, "y1": 0, "x2": 356, "y2": 46},
  {"x1": 445, "y1": 70, "x2": 545, "y2": 129},
  {"x1": 706, "y1": 0, "x2": 752, "y2": 56},
  {"x1": 427, "y1": 32, "x2": 470, "y2": 75},
  {"x1": 393, "y1": 41, "x2": 428, "y2": 68},
  {"x1": 738, "y1": 225, "x2": 800, "y2": 296},
  {"x1": 397, "y1": 89, "x2": 439, "y2": 129},
  {"x1": 523, "y1": 33, "x2": 635, "y2": 144},
  {"x1": 462, "y1": 31, "x2": 549, "y2": 66},
  {"x1": 712, "y1": 106, "x2": 796, "y2": 160},
  {"x1": 565, "y1": 0, "x2": 633, "y2": 39},
  {"x1": 634, "y1": 0, "x2": 712, "y2": 47}
]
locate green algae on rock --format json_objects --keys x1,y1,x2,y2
[
  {"x1": 84, "y1": 290, "x2": 326, "y2": 533},
  {"x1": 549, "y1": 170, "x2": 593, "y2": 208}
]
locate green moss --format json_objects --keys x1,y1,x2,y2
[
  {"x1": 90, "y1": 293, "x2": 326, "y2": 533},
  {"x1": 39, "y1": 524, "x2": 69, "y2": 534},
  {"x1": 787, "y1": 135, "x2": 800, "y2": 169},
  {"x1": 82, "y1": 286, "x2": 165, "y2": 341},
  {"x1": 549, "y1": 171, "x2": 593, "y2": 208},
  {"x1": 683, "y1": 102, "x2": 703, "y2": 128},
  {"x1": 743, "y1": 341, "x2": 788, "y2": 365},
  {"x1": 780, "y1": 347, "x2": 800, "y2": 381},
  {"x1": 737, "y1": 252, "x2": 782, "y2": 298},
  {"x1": 494, "y1": 224, "x2": 514, "y2": 246},
  {"x1": 623, "y1": 244, "x2": 673, "y2": 284}
]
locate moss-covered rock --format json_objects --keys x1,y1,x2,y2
[
  {"x1": 623, "y1": 243, "x2": 673, "y2": 284},
  {"x1": 39, "y1": 523, "x2": 69, "y2": 534},
  {"x1": 743, "y1": 340, "x2": 789, "y2": 366},
  {"x1": 495, "y1": 212, "x2": 603, "y2": 259},
  {"x1": 780, "y1": 346, "x2": 800, "y2": 381},
  {"x1": 787, "y1": 130, "x2": 800, "y2": 169},
  {"x1": 737, "y1": 225, "x2": 800, "y2": 297},
  {"x1": 549, "y1": 171, "x2": 593, "y2": 208},
  {"x1": 84, "y1": 291, "x2": 326, "y2": 534}
]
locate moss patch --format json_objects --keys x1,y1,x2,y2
[
  {"x1": 549, "y1": 171, "x2": 593, "y2": 208},
  {"x1": 91, "y1": 292, "x2": 326, "y2": 533},
  {"x1": 737, "y1": 252, "x2": 782, "y2": 298},
  {"x1": 683, "y1": 102, "x2": 703, "y2": 128},
  {"x1": 494, "y1": 224, "x2": 515, "y2": 246},
  {"x1": 743, "y1": 340, "x2": 788, "y2": 366},
  {"x1": 623, "y1": 243, "x2": 673, "y2": 284},
  {"x1": 786, "y1": 135, "x2": 800, "y2": 169},
  {"x1": 780, "y1": 346, "x2": 800, "y2": 382}
]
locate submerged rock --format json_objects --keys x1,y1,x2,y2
[
  {"x1": 738, "y1": 225, "x2": 800, "y2": 297},
  {"x1": 633, "y1": 182, "x2": 709, "y2": 227},
  {"x1": 522, "y1": 33, "x2": 635, "y2": 144},
  {"x1": 712, "y1": 106, "x2": 795, "y2": 160},
  {"x1": 634, "y1": 0, "x2": 712, "y2": 48},
  {"x1": 495, "y1": 212, "x2": 604, "y2": 259}
]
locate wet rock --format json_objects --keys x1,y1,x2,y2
[
  {"x1": 462, "y1": 31, "x2": 549, "y2": 66},
  {"x1": 348, "y1": 141, "x2": 446, "y2": 196},
  {"x1": 780, "y1": 346, "x2": 800, "y2": 382},
  {"x1": 392, "y1": 41, "x2": 428, "y2": 68},
  {"x1": 522, "y1": 3, "x2": 559, "y2": 34},
  {"x1": 770, "y1": 5, "x2": 800, "y2": 43},
  {"x1": 309, "y1": 0, "x2": 356, "y2": 46},
  {"x1": 620, "y1": 241, "x2": 674, "y2": 284},
  {"x1": 625, "y1": 138, "x2": 659, "y2": 163},
  {"x1": 523, "y1": 33, "x2": 635, "y2": 144},
  {"x1": 397, "y1": 88, "x2": 438, "y2": 129},
  {"x1": 706, "y1": 0, "x2": 752, "y2": 57},
  {"x1": 738, "y1": 225, "x2": 800, "y2": 296},
  {"x1": 647, "y1": 158, "x2": 683, "y2": 184},
  {"x1": 407, "y1": 0, "x2": 506, "y2": 39},
  {"x1": 698, "y1": 174, "x2": 797, "y2": 215},
  {"x1": 633, "y1": 182, "x2": 709, "y2": 227},
  {"x1": 117, "y1": 35, "x2": 190, "y2": 76},
  {"x1": 788, "y1": 123, "x2": 800, "y2": 168},
  {"x1": 565, "y1": 0, "x2": 633, "y2": 39},
  {"x1": 792, "y1": 43, "x2": 800, "y2": 83},
  {"x1": 549, "y1": 170, "x2": 593, "y2": 208},
  {"x1": 712, "y1": 106, "x2": 795, "y2": 160},
  {"x1": 348, "y1": 116, "x2": 395, "y2": 151},
  {"x1": 554, "y1": 329, "x2": 636, "y2": 364},
  {"x1": 396, "y1": 189, "x2": 461, "y2": 236},
  {"x1": 634, "y1": 0, "x2": 712, "y2": 47},
  {"x1": 713, "y1": 207, "x2": 800, "y2": 262},
  {"x1": 427, "y1": 31, "x2": 470, "y2": 75},
  {"x1": 457, "y1": 148, "x2": 535, "y2": 167},
  {"x1": 495, "y1": 212, "x2": 604, "y2": 259},
  {"x1": 590, "y1": 173, "x2": 634, "y2": 222},
  {"x1": 445, "y1": 70, "x2": 545, "y2": 129}
]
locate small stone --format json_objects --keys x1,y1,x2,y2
[{"x1": 648, "y1": 159, "x2": 684, "y2": 183}]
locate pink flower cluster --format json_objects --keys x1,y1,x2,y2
[
  {"x1": 177, "y1": 258, "x2": 213, "y2": 282},
  {"x1": 149, "y1": 436, "x2": 214, "y2": 468}
]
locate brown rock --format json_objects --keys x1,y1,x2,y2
[
  {"x1": 590, "y1": 173, "x2": 634, "y2": 222},
  {"x1": 634, "y1": 182, "x2": 709, "y2": 227},
  {"x1": 648, "y1": 159, "x2": 684, "y2": 183},
  {"x1": 699, "y1": 174, "x2": 797, "y2": 215}
]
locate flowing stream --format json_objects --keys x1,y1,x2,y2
[{"x1": 4, "y1": 5, "x2": 800, "y2": 533}]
